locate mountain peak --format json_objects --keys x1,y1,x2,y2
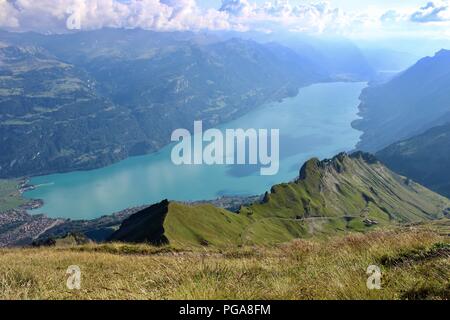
[
  {"x1": 435, "y1": 49, "x2": 450, "y2": 58},
  {"x1": 298, "y1": 157, "x2": 321, "y2": 180},
  {"x1": 298, "y1": 152, "x2": 379, "y2": 181}
]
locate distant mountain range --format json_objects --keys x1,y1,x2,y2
[
  {"x1": 353, "y1": 49, "x2": 450, "y2": 198},
  {"x1": 109, "y1": 152, "x2": 449, "y2": 246},
  {"x1": 377, "y1": 123, "x2": 450, "y2": 198},
  {"x1": 256, "y1": 33, "x2": 377, "y2": 80},
  {"x1": 0, "y1": 29, "x2": 376, "y2": 178},
  {"x1": 353, "y1": 49, "x2": 450, "y2": 152}
]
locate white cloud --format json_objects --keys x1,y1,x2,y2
[
  {"x1": 380, "y1": 10, "x2": 403, "y2": 23},
  {"x1": 0, "y1": 0, "x2": 449, "y2": 38},
  {"x1": 410, "y1": 0, "x2": 450, "y2": 23},
  {"x1": 0, "y1": 0, "x2": 364, "y2": 33},
  {"x1": 218, "y1": 0, "x2": 354, "y2": 33},
  {"x1": 0, "y1": 0, "x2": 232, "y2": 32},
  {"x1": 220, "y1": 0, "x2": 255, "y2": 17},
  {"x1": 0, "y1": 0, "x2": 20, "y2": 28}
]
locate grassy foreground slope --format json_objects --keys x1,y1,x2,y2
[
  {"x1": 0, "y1": 224, "x2": 448, "y2": 299},
  {"x1": 110, "y1": 152, "x2": 450, "y2": 247}
]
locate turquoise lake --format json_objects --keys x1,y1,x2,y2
[{"x1": 25, "y1": 82, "x2": 367, "y2": 220}]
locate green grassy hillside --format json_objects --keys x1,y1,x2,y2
[{"x1": 110, "y1": 152, "x2": 450, "y2": 247}]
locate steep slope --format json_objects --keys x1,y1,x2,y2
[
  {"x1": 0, "y1": 44, "x2": 146, "y2": 177},
  {"x1": 110, "y1": 152, "x2": 450, "y2": 247},
  {"x1": 0, "y1": 30, "x2": 321, "y2": 178},
  {"x1": 105, "y1": 200, "x2": 170, "y2": 245},
  {"x1": 377, "y1": 123, "x2": 450, "y2": 198},
  {"x1": 353, "y1": 49, "x2": 450, "y2": 152}
]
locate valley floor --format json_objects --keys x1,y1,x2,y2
[{"x1": 0, "y1": 220, "x2": 448, "y2": 300}]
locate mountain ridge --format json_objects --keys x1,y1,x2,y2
[{"x1": 109, "y1": 152, "x2": 450, "y2": 247}]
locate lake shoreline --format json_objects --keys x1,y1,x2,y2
[
  {"x1": 25, "y1": 82, "x2": 367, "y2": 220},
  {"x1": 0, "y1": 193, "x2": 264, "y2": 247}
]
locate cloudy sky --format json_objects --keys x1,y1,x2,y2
[{"x1": 1, "y1": 0, "x2": 450, "y2": 39}]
